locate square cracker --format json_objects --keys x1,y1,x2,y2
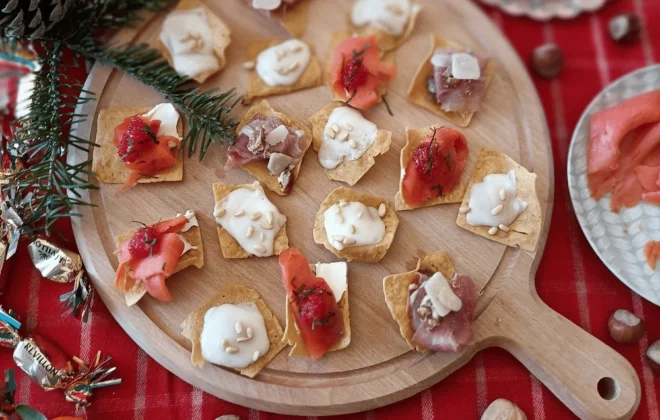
[
  {"x1": 394, "y1": 125, "x2": 467, "y2": 211},
  {"x1": 407, "y1": 34, "x2": 496, "y2": 128},
  {"x1": 212, "y1": 181, "x2": 289, "y2": 259},
  {"x1": 456, "y1": 149, "x2": 541, "y2": 252},
  {"x1": 114, "y1": 211, "x2": 204, "y2": 306},
  {"x1": 246, "y1": 39, "x2": 322, "y2": 100},
  {"x1": 92, "y1": 107, "x2": 183, "y2": 185},
  {"x1": 345, "y1": 2, "x2": 422, "y2": 52},
  {"x1": 309, "y1": 102, "x2": 391, "y2": 186},
  {"x1": 158, "y1": 0, "x2": 231, "y2": 84},
  {"x1": 282, "y1": 263, "x2": 351, "y2": 356},
  {"x1": 313, "y1": 187, "x2": 399, "y2": 263},
  {"x1": 181, "y1": 283, "x2": 286, "y2": 378},
  {"x1": 325, "y1": 31, "x2": 395, "y2": 105},
  {"x1": 235, "y1": 100, "x2": 312, "y2": 195},
  {"x1": 383, "y1": 251, "x2": 455, "y2": 352}
]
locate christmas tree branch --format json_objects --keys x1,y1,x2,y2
[
  {"x1": 69, "y1": 38, "x2": 239, "y2": 159},
  {"x1": 9, "y1": 41, "x2": 97, "y2": 235}
]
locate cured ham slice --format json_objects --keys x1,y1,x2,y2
[
  {"x1": 226, "y1": 116, "x2": 303, "y2": 169},
  {"x1": 408, "y1": 272, "x2": 477, "y2": 352},
  {"x1": 114, "y1": 215, "x2": 188, "y2": 302},
  {"x1": 588, "y1": 90, "x2": 660, "y2": 176},
  {"x1": 431, "y1": 48, "x2": 489, "y2": 113}
]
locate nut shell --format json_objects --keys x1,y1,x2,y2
[
  {"x1": 647, "y1": 340, "x2": 660, "y2": 375},
  {"x1": 481, "y1": 399, "x2": 527, "y2": 420},
  {"x1": 608, "y1": 309, "x2": 645, "y2": 344},
  {"x1": 531, "y1": 44, "x2": 564, "y2": 79},
  {"x1": 608, "y1": 13, "x2": 641, "y2": 44}
]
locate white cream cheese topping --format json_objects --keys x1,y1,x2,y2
[
  {"x1": 350, "y1": 0, "x2": 418, "y2": 36},
  {"x1": 143, "y1": 103, "x2": 181, "y2": 141},
  {"x1": 315, "y1": 262, "x2": 348, "y2": 303},
  {"x1": 465, "y1": 169, "x2": 528, "y2": 234},
  {"x1": 178, "y1": 235, "x2": 197, "y2": 256},
  {"x1": 199, "y1": 302, "x2": 270, "y2": 369},
  {"x1": 213, "y1": 187, "x2": 286, "y2": 257},
  {"x1": 160, "y1": 8, "x2": 220, "y2": 79},
  {"x1": 431, "y1": 50, "x2": 481, "y2": 80},
  {"x1": 420, "y1": 272, "x2": 462, "y2": 318},
  {"x1": 323, "y1": 201, "x2": 385, "y2": 251},
  {"x1": 318, "y1": 107, "x2": 377, "y2": 170},
  {"x1": 178, "y1": 210, "x2": 199, "y2": 233},
  {"x1": 256, "y1": 39, "x2": 310, "y2": 87},
  {"x1": 451, "y1": 53, "x2": 481, "y2": 80}
]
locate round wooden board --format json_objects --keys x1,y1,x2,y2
[{"x1": 69, "y1": 0, "x2": 642, "y2": 418}]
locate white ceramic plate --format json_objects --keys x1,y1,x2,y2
[
  {"x1": 568, "y1": 65, "x2": 660, "y2": 306},
  {"x1": 479, "y1": 0, "x2": 606, "y2": 20}
]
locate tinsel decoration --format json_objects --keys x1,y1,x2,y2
[
  {"x1": 59, "y1": 271, "x2": 92, "y2": 322},
  {"x1": 65, "y1": 352, "x2": 122, "y2": 411},
  {"x1": 0, "y1": 0, "x2": 73, "y2": 39},
  {"x1": 1, "y1": 307, "x2": 121, "y2": 411}
]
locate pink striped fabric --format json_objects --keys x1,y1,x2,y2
[{"x1": 1, "y1": 1, "x2": 660, "y2": 419}]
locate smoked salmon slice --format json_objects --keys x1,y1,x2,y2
[
  {"x1": 645, "y1": 241, "x2": 660, "y2": 270},
  {"x1": 114, "y1": 215, "x2": 188, "y2": 302},
  {"x1": 330, "y1": 35, "x2": 397, "y2": 110},
  {"x1": 588, "y1": 120, "x2": 660, "y2": 211},
  {"x1": 279, "y1": 248, "x2": 344, "y2": 359},
  {"x1": 588, "y1": 89, "x2": 660, "y2": 175}
]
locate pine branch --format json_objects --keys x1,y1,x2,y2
[
  {"x1": 9, "y1": 42, "x2": 98, "y2": 236},
  {"x1": 70, "y1": 38, "x2": 239, "y2": 159}
]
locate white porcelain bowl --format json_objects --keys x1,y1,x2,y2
[{"x1": 479, "y1": 0, "x2": 607, "y2": 20}]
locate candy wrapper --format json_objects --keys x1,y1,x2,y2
[
  {"x1": 1, "y1": 369, "x2": 16, "y2": 419},
  {"x1": 0, "y1": 186, "x2": 25, "y2": 296},
  {"x1": 0, "y1": 307, "x2": 20, "y2": 349},
  {"x1": 27, "y1": 238, "x2": 93, "y2": 322},
  {"x1": 0, "y1": 307, "x2": 121, "y2": 412}
]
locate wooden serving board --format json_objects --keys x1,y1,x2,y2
[{"x1": 68, "y1": 0, "x2": 642, "y2": 417}]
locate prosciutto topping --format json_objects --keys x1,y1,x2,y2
[
  {"x1": 226, "y1": 115, "x2": 303, "y2": 169},
  {"x1": 428, "y1": 48, "x2": 489, "y2": 113},
  {"x1": 408, "y1": 271, "x2": 478, "y2": 352}
]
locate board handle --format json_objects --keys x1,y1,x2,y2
[{"x1": 483, "y1": 295, "x2": 641, "y2": 420}]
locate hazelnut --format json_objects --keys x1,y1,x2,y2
[
  {"x1": 481, "y1": 399, "x2": 527, "y2": 420},
  {"x1": 647, "y1": 340, "x2": 660, "y2": 375},
  {"x1": 608, "y1": 13, "x2": 641, "y2": 44},
  {"x1": 531, "y1": 44, "x2": 564, "y2": 79},
  {"x1": 608, "y1": 309, "x2": 645, "y2": 343}
]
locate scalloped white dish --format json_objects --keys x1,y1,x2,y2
[
  {"x1": 480, "y1": 0, "x2": 606, "y2": 20},
  {"x1": 568, "y1": 65, "x2": 660, "y2": 306}
]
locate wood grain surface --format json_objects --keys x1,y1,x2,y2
[{"x1": 68, "y1": 0, "x2": 642, "y2": 418}]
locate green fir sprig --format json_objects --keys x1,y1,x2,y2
[{"x1": 0, "y1": 0, "x2": 240, "y2": 235}]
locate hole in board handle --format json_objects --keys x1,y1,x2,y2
[{"x1": 597, "y1": 377, "x2": 620, "y2": 401}]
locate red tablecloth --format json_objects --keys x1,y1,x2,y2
[{"x1": 2, "y1": 1, "x2": 660, "y2": 419}]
